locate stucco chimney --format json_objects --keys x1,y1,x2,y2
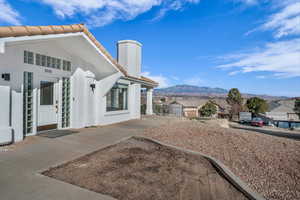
[{"x1": 117, "y1": 40, "x2": 142, "y2": 77}]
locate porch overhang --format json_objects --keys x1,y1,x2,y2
[
  {"x1": 0, "y1": 32, "x2": 122, "y2": 80},
  {"x1": 0, "y1": 24, "x2": 159, "y2": 86},
  {"x1": 122, "y1": 76, "x2": 159, "y2": 88}
]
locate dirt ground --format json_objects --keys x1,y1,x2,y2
[
  {"x1": 142, "y1": 117, "x2": 300, "y2": 200},
  {"x1": 43, "y1": 137, "x2": 248, "y2": 200}
]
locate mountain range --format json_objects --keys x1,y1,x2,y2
[{"x1": 154, "y1": 85, "x2": 287, "y2": 100}]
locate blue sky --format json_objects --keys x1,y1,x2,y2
[{"x1": 0, "y1": 0, "x2": 299, "y2": 97}]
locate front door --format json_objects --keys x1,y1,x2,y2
[{"x1": 37, "y1": 78, "x2": 59, "y2": 132}]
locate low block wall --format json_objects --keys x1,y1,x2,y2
[
  {"x1": 0, "y1": 86, "x2": 13, "y2": 145},
  {"x1": 0, "y1": 86, "x2": 23, "y2": 144}
]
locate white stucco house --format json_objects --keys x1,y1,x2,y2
[{"x1": 0, "y1": 24, "x2": 158, "y2": 145}]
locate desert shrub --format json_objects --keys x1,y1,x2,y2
[{"x1": 199, "y1": 102, "x2": 217, "y2": 117}]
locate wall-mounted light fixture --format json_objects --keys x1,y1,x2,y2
[
  {"x1": 1, "y1": 73, "x2": 10, "y2": 81},
  {"x1": 90, "y1": 83, "x2": 96, "y2": 92}
]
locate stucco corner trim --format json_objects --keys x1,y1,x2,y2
[{"x1": 0, "y1": 41, "x2": 5, "y2": 53}]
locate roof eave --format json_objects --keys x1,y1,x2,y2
[{"x1": 122, "y1": 76, "x2": 159, "y2": 88}]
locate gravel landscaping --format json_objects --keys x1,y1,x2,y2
[
  {"x1": 43, "y1": 137, "x2": 248, "y2": 200},
  {"x1": 142, "y1": 117, "x2": 300, "y2": 200}
]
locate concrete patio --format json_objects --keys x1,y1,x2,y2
[{"x1": 0, "y1": 118, "x2": 161, "y2": 200}]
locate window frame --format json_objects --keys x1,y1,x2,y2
[
  {"x1": 41, "y1": 55, "x2": 46, "y2": 67},
  {"x1": 56, "y1": 58, "x2": 61, "y2": 69},
  {"x1": 26, "y1": 51, "x2": 70, "y2": 71},
  {"x1": 46, "y1": 56, "x2": 51, "y2": 68},
  {"x1": 106, "y1": 83, "x2": 129, "y2": 112},
  {"x1": 36, "y1": 54, "x2": 41, "y2": 66},
  {"x1": 40, "y1": 81, "x2": 54, "y2": 106},
  {"x1": 51, "y1": 57, "x2": 56, "y2": 68},
  {"x1": 63, "y1": 60, "x2": 72, "y2": 71},
  {"x1": 24, "y1": 50, "x2": 34, "y2": 64}
]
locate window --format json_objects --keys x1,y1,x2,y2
[
  {"x1": 27, "y1": 51, "x2": 69, "y2": 71},
  {"x1": 46, "y1": 56, "x2": 51, "y2": 68},
  {"x1": 41, "y1": 55, "x2": 46, "y2": 66},
  {"x1": 278, "y1": 121, "x2": 290, "y2": 129},
  {"x1": 24, "y1": 51, "x2": 34, "y2": 64},
  {"x1": 40, "y1": 81, "x2": 54, "y2": 105},
  {"x1": 291, "y1": 122, "x2": 300, "y2": 129},
  {"x1": 63, "y1": 60, "x2": 71, "y2": 71},
  {"x1": 66, "y1": 61, "x2": 71, "y2": 71},
  {"x1": 36, "y1": 54, "x2": 41, "y2": 66},
  {"x1": 51, "y1": 57, "x2": 55, "y2": 68},
  {"x1": 106, "y1": 83, "x2": 128, "y2": 112},
  {"x1": 56, "y1": 59, "x2": 61, "y2": 69}
]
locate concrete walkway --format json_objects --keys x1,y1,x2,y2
[{"x1": 0, "y1": 118, "x2": 160, "y2": 200}]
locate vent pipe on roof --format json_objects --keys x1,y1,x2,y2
[{"x1": 117, "y1": 40, "x2": 142, "y2": 77}]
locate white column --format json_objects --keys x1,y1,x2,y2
[{"x1": 146, "y1": 88, "x2": 153, "y2": 115}]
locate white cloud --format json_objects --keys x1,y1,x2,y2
[
  {"x1": 256, "y1": 75, "x2": 266, "y2": 79},
  {"x1": 152, "y1": 0, "x2": 200, "y2": 21},
  {"x1": 228, "y1": 71, "x2": 241, "y2": 76},
  {"x1": 141, "y1": 71, "x2": 171, "y2": 88},
  {"x1": 241, "y1": 1, "x2": 300, "y2": 38},
  {"x1": 262, "y1": 2, "x2": 300, "y2": 38},
  {"x1": 233, "y1": 0, "x2": 258, "y2": 6},
  {"x1": 36, "y1": 0, "x2": 200, "y2": 27},
  {"x1": 0, "y1": 0, "x2": 21, "y2": 25},
  {"x1": 218, "y1": 38, "x2": 300, "y2": 78},
  {"x1": 183, "y1": 76, "x2": 203, "y2": 86}
]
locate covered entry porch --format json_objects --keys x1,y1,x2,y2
[{"x1": 123, "y1": 76, "x2": 156, "y2": 116}]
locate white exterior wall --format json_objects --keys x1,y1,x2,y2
[
  {"x1": 130, "y1": 84, "x2": 141, "y2": 119},
  {"x1": 266, "y1": 112, "x2": 288, "y2": 121},
  {"x1": 11, "y1": 90, "x2": 23, "y2": 142},
  {"x1": 98, "y1": 79, "x2": 141, "y2": 126},
  {"x1": 0, "y1": 38, "x2": 143, "y2": 143}
]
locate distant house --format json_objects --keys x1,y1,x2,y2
[
  {"x1": 166, "y1": 98, "x2": 232, "y2": 118},
  {"x1": 266, "y1": 99, "x2": 299, "y2": 121},
  {"x1": 168, "y1": 102, "x2": 183, "y2": 117},
  {"x1": 167, "y1": 100, "x2": 202, "y2": 118},
  {"x1": 184, "y1": 106, "x2": 200, "y2": 118}
]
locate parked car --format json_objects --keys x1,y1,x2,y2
[{"x1": 251, "y1": 117, "x2": 264, "y2": 127}]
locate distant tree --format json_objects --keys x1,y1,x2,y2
[
  {"x1": 226, "y1": 88, "x2": 243, "y2": 105},
  {"x1": 294, "y1": 99, "x2": 300, "y2": 117},
  {"x1": 160, "y1": 97, "x2": 166, "y2": 103},
  {"x1": 226, "y1": 88, "x2": 243, "y2": 119},
  {"x1": 199, "y1": 102, "x2": 217, "y2": 117},
  {"x1": 246, "y1": 97, "x2": 268, "y2": 115}
]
